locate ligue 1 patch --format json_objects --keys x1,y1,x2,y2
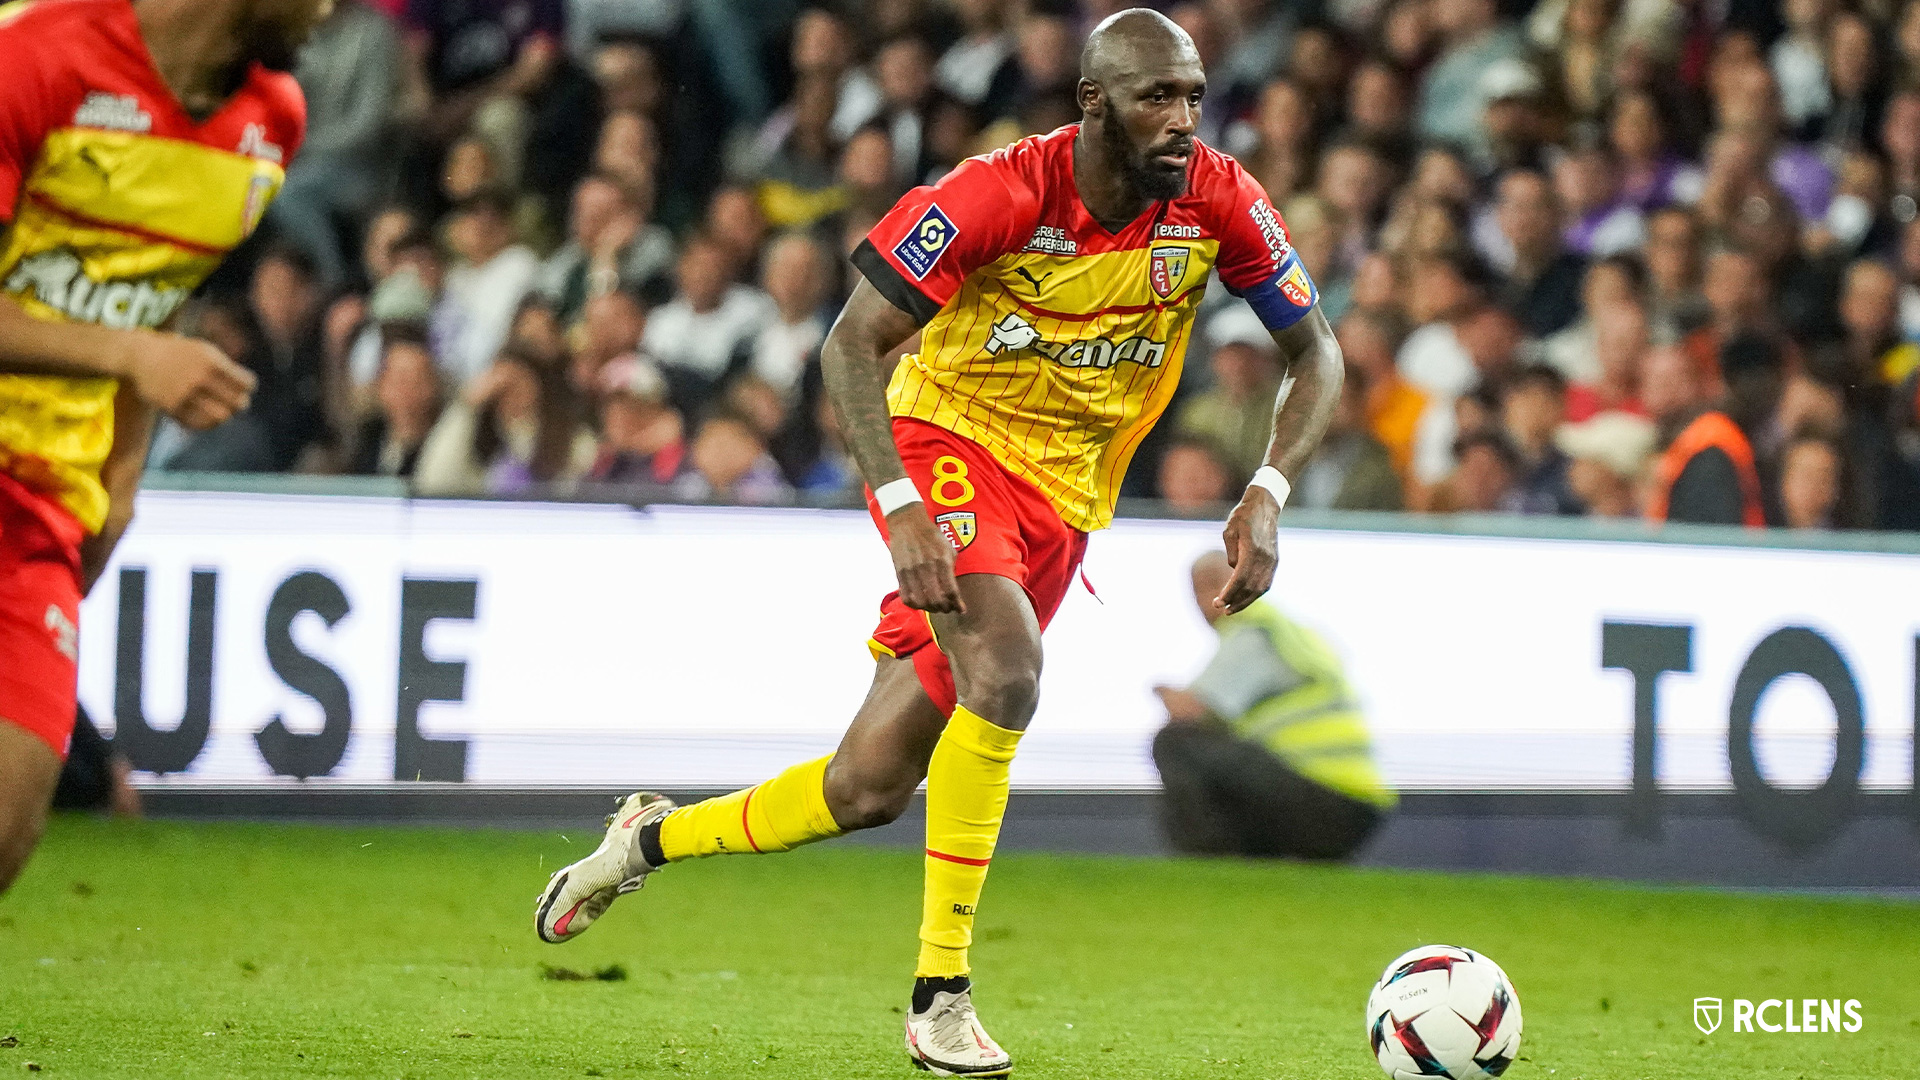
[
  {"x1": 1279, "y1": 263, "x2": 1313, "y2": 307},
  {"x1": 1149, "y1": 244, "x2": 1190, "y2": 300},
  {"x1": 893, "y1": 203, "x2": 958, "y2": 280},
  {"x1": 935, "y1": 510, "x2": 977, "y2": 551}
]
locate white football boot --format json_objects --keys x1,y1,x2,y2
[
  {"x1": 534, "y1": 791, "x2": 675, "y2": 943},
  {"x1": 905, "y1": 984, "x2": 1014, "y2": 1077}
]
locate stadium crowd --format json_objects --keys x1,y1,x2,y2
[{"x1": 161, "y1": 0, "x2": 1920, "y2": 530}]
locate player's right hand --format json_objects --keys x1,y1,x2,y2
[
  {"x1": 124, "y1": 334, "x2": 256, "y2": 431},
  {"x1": 887, "y1": 506, "x2": 964, "y2": 614}
]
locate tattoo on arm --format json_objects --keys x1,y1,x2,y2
[
  {"x1": 820, "y1": 279, "x2": 925, "y2": 491},
  {"x1": 1262, "y1": 306, "x2": 1344, "y2": 479}
]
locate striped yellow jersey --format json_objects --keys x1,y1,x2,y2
[
  {"x1": 853, "y1": 125, "x2": 1316, "y2": 531},
  {"x1": 0, "y1": 0, "x2": 305, "y2": 531}
]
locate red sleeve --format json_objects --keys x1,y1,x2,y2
[
  {"x1": 1207, "y1": 154, "x2": 1318, "y2": 330},
  {"x1": 851, "y1": 153, "x2": 1038, "y2": 324},
  {"x1": 0, "y1": 12, "x2": 56, "y2": 225}
]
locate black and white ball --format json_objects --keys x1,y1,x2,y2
[{"x1": 1366, "y1": 945, "x2": 1522, "y2": 1079}]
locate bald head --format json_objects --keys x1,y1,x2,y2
[
  {"x1": 1190, "y1": 550, "x2": 1233, "y2": 624},
  {"x1": 1082, "y1": 8, "x2": 1197, "y2": 85},
  {"x1": 1077, "y1": 7, "x2": 1205, "y2": 204}
]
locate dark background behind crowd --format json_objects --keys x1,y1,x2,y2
[{"x1": 167, "y1": 0, "x2": 1920, "y2": 532}]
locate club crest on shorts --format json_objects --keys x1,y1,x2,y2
[
  {"x1": 1149, "y1": 244, "x2": 1190, "y2": 299},
  {"x1": 935, "y1": 510, "x2": 977, "y2": 551}
]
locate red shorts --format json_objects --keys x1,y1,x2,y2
[
  {"x1": 865, "y1": 418, "x2": 1087, "y2": 716},
  {"x1": 0, "y1": 473, "x2": 85, "y2": 758}
]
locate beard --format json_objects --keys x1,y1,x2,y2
[
  {"x1": 240, "y1": 19, "x2": 304, "y2": 73},
  {"x1": 1101, "y1": 115, "x2": 1191, "y2": 202}
]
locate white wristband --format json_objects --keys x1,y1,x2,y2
[
  {"x1": 1249, "y1": 466, "x2": 1291, "y2": 509},
  {"x1": 874, "y1": 476, "x2": 923, "y2": 516}
]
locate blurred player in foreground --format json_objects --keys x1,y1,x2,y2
[
  {"x1": 537, "y1": 9, "x2": 1343, "y2": 1075},
  {"x1": 1153, "y1": 551, "x2": 1395, "y2": 860},
  {"x1": 0, "y1": 0, "x2": 323, "y2": 893}
]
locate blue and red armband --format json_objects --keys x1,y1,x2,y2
[{"x1": 1235, "y1": 250, "x2": 1319, "y2": 331}]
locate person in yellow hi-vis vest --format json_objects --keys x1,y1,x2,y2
[{"x1": 1151, "y1": 551, "x2": 1397, "y2": 859}]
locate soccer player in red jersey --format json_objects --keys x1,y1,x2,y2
[
  {"x1": 0, "y1": 0, "x2": 327, "y2": 894},
  {"x1": 538, "y1": 10, "x2": 1343, "y2": 1074}
]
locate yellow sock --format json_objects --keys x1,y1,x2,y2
[
  {"x1": 917, "y1": 706, "x2": 1022, "y2": 978},
  {"x1": 657, "y1": 755, "x2": 843, "y2": 861}
]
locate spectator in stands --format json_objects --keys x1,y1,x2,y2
[
  {"x1": 1567, "y1": 300, "x2": 1650, "y2": 422},
  {"x1": 1283, "y1": 194, "x2": 1351, "y2": 323},
  {"x1": 1417, "y1": 0, "x2": 1525, "y2": 152},
  {"x1": 1294, "y1": 365, "x2": 1403, "y2": 511},
  {"x1": 404, "y1": 0, "x2": 596, "y2": 217},
  {"x1": 1838, "y1": 259, "x2": 1920, "y2": 389},
  {"x1": 572, "y1": 287, "x2": 647, "y2": 399},
  {"x1": 1344, "y1": 59, "x2": 1415, "y2": 171},
  {"x1": 747, "y1": 233, "x2": 834, "y2": 402},
  {"x1": 439, "y1": 187, "x2": 541, "y2": 387},
  {"x1": 1643, "y1": 205, "x2": 1709, "y2": 338},
  {"x1": 1316, "y1": 139, "x2": 1395, "y2": 271},
  {"x1": 539, "y1": 174, "x2": 675, "y2": 322},
  {"x1": 704, "y1": 186, "x2": 771, "y2": 281},
  {"x1": 1611, "y1": 90, "x2": 1702, "y2": 213},
  {"x1": 1541, "y1": 254, "x2": 1644, "y2": 386},
  {"x1": 1336, "y1": 309, "x2": 1425, "y2": 481},
  {"x1": 1643, "y1": 343, "x2": 1766, "y2": 526},
  {"x1": 1776, "y1": 432, "x2": 1847, "y2": 529},
  {"x1": 414, "y1": 345, "x2": 597, "y2": 494},
  {"x1": 1151, "y1": 551, "x2": 1395, "y2": 860},
  {"x1": 1501, "y1": 364, "x2": 1582, "y2": 514},
  {"x1": 272, "y1": 0, "x2": 404, "y2": 288},
  {"x1": 1771, "y1": 0, "x2": 1836, "y2": 131},
  {"x1": 934, "y1": 0, "x2": 1019, "y2": 118},
  {"x1": 1495, "y1": 167, "x2": 1587, "y2": 338},
  {"x1": 1177, "y1": 307, "x2": 1283, "y2": 482},
  {"x1": 247, "y1": 246, "x2": 332, "y2": 471},
  {"x1": 680, "y1": 409, "x2": 794, "y2": 504},
  {"x1": 350, "y1": 326, "x2": 445, "y2": 479},
  {"x1": 643, "y1": 232, "x2": 776, "y2": 399},
  {"x1": 1813, "y1": 11, "x2": 1882, "y2": 158},
  {"x1": 1158, "y1": 437, "x2": 1236, "y2": 514},
  {"x1": 872, "y1": 34, "x2": 939, "y2": 185},
  {"x1": 1556, "y1": 141, "x2": 1645, "y2": 258},
  {"x1": 1235, "y1": 78, "x2": 1317, "y2": 207},
  {"x1": 1558, "y1": 411, "x2": 1658, "y2": 518},
  {"x1": 1439, "y1": 429, "x2": 1522, "y2": 513},
  {"x1": 586, "y1": 354, "x2": 687, "y2": 487}
]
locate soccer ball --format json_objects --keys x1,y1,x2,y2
[{"x1": 1365, "y1": 944, "x2": 1522, "y2": 1079}]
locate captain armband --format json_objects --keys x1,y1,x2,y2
[{"x1": 1240, "y1": 249, "x2": 1319, "y2": 332}]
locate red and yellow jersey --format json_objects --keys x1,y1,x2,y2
[
  {"x1": 853, "y1": 125, "x2": 1314, "y2": 532},
  {"x1": 0, "y1": 0, "x2": 304, "y2": 532}
]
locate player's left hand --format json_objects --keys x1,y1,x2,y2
[{"x1": 1215, "y1": 486, "x2": 1280, "y2": 615}]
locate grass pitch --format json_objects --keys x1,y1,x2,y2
[{"x1": 0, "y1": 818, "x2": 1914, "y2": 1079}]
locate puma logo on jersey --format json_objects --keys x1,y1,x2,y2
[
  {"x1": 982, "y1": 312, "x2": 1168, "y2": 369},
  {"x1": 1012, "y1": 266, "x2": 1053, "y2": 291},
  {"x1": 5, "y1": 249, "x2": 189, "y2": 329}
]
